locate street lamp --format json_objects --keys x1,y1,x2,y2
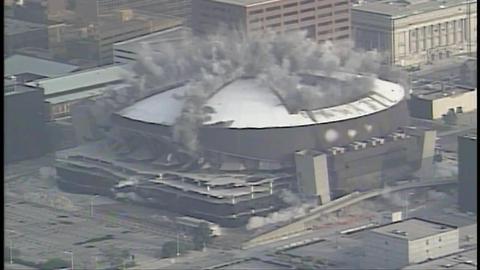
[
  {"x1": 90, "y1": 195, "x2": 99, "y2": 217},
  {"x1": 6, "y1": 230, "x2": 16, "y2": 265},
  {"x1": 405, "y1": 192, "x2": 415, "y2": 219},
  {"x1": 176, "y1": 232, "x2": 180, "y2": 257},
  {"x1": 64, "y1": 251, "x2": 74, "y2": 270}
]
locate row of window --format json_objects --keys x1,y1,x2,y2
[
  {"x1": 249, "y1": 1, "x2": 349, "y2": 16},
  {"x1": 318, "y1": 26, "x2": 349, "y2": 35},
  {"x1": 250, "y1": 11, "x2": 340, "y2": 24}
]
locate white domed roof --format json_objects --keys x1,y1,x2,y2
[{"x1": 119, "y1": 75, "x2": 404, "y2": 129}]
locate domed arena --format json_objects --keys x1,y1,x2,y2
[
  {"x1": 55, "y1": 31, "x2": 432, "y2": 227},
  {"x1": 113, "y1": 72, "x2": 408, "y2": 169}
]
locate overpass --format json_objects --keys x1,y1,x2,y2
[{"x1": 244, "y1": 178, "x2": 457, "y2": 248}]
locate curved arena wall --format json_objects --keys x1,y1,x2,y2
[{"x1": 112, "y1": 100, "x2": 409, "y2": 161}]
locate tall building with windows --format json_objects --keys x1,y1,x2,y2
[
  {"x1": 352, "y1": 0, "x2": 477, "y2": 66},
  {"x1": 192, "y1": 0, "x2": 351, "y2": 43}
]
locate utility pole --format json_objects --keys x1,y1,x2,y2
[
  {"x1": 176, "y1": 232, "x2": 180, "y2": 257},
  {"x1": 90, "y1": 195, "x2": 98, "y2": 217},
  {"x1": 64, "y1": 251, "x2": 74, "y2": 270},
  {"x1": 9, "y1": 239, "x2": 13, "y2": 265},
  {"x1": 465, "y1": 0, "x2": 471, "y2": 56},
  {"x1": 404, "y1": 192, "x2": 414, "y2": 219},
  {"x1": 7, "y1": 230, "x2": 16, "y2": 265}
]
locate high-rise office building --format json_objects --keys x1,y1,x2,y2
[{"x1": 192, "y1": 0, "x2": 351, "y2": 43}]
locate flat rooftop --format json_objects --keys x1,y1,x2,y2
[
  {"x1": 371, "y1": 218, "x2": 457, "y2": 241},
  {"x1": 206, "y1": 0, "x2": 282, "y2": 7},
  {"x1": 403, "y1": 248, "x2": 477, "y2": 270},
  {"x1": 5, "y1": 18, "x2": 46, "y2": 35},
  {"x1": 460, "y1": 133, "x2": 477, "y2": 141},
  {"x1": 4, "y1": 81, "x2": 41, "y2": 96},
  {"x1": 353, "y1": 0, "x2": 475, "y2": 19},
  {"x1": 5, "y1": 54, "x2": 79, "y2": 78},
  {"x1": 96, "y1": 12, "x2": 181, "y2": 33},
  {"x1": 114, "y1": 26, "x2": 192, "y2": 53},
  {"x1": 25, "y1": 65, "x2": 131, "y2": 97},
  {"x1": 413, "y1": 85, "x2": 476, "y2": 100}
]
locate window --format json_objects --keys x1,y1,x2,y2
[
  {"x1": 426, "y1": 240, "x2": 429, "y2": 245},
  {"x1": 335, "y1": 1, "x2": 348, "y2": 6},
  {"x1": 284, "y1": 3, "x2": 297, "y2": 8},
  {"x1": 285, "y1": 20, "x2": 298, "y2": 25},
  {"x1": 249, "y1": 9, "x2": 263, "y2": 15},
  {"x1": 336, "y1": 26, "x2": 349, "y2": 32},
  {"x1": 318, "y1": 21, "x2": 332, "y2": 27},
  {"x1": 266, "y1": 14, "x2": 281, "y2": 20},
  {"x1": 266, "y1": 6, "x2": 280, "y2": 11},
  {"x1": 318, "y1": 12, "x2": 333, "y2": 18},
  {"x1": 301, "y1": 0, "x2": 315, "y2": 4},
  {"x1": 385, "y1": 241, "x2": 388, "y2": 245},
  {"x1": 284, "y1": 11, "x2": 298, "y2": 17},
  {"x1": 301, "y1": 7, "x2": 315, "y2": 13},
  {"x1": 268, "y1": 23, "x2": 281, "y2": 28},
  {"x1": 301, "y1": 16, "x2": 315, "y2": 22},
  {"x1": 439, "y1": 237, "x2": 443, "y2": 242},
  {"x1": 335, "y1": 9, "x2": 349, "y2": 14}
]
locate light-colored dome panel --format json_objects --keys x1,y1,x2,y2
[{"x1": 118, "y1": 76, "x2": 405, "y2": 128}]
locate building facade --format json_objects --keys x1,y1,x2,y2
[
  {"x1": 5, "y1": 80, "x2": 50, "y2": 163},
  {"x1": 364, "y1": 218, "x2": 460, "y2": 269},
  {"x1": 75, "y1": 0, "x2": 191, "y2": 24},
  {"x1": 458, "y1": 134, "x2": 477, "y2": 213},
  {"x1": 26, "y1": 65, "x2": 129, "y2": 120},
  {"x1": 113, "y1": 26, "x2": 192, "y2": 65},
  {"x1": 352, "y1": 0, "x2": 477, "y2": 66},
  {"x1": 66, "y1": 10, "x2": 182, "y2": 66},
  {"x1": 192, "y1": 0, "x2": 351, "y2": 43},
  {"x1": 5, "y1": 18, "x2": 49, "y2": 56}
]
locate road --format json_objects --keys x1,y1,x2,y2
[{"x1": 243, "y1": 178, "x2": 457, "y2": 248}]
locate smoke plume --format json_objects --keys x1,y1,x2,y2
[
  {"x1": 73, "y1": 29, "x2": 408, "y2": 156},
  {"x1": 246, "y1": 189, "x2": 315, "y2": 230}
]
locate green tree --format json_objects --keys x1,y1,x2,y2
[
  {"x1": 3, "y1": 246, "x2": 20, "y2": 262},
  {"x1": 443, "y1": 110, "x2": 458, "y2": 125},
  {"x1": 38, "y1": 258, "x2": 69, "y2": 270},
  {"x1": 101, "y1": 246, "x2": 130, "y2": 268},
  {"x1": 160, "y1": 241, "x2": 191, "y2": 258},
  {"x1": 193, "y1": 222, "x2": 212, "y2": 250}
]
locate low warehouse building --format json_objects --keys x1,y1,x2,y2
[{"x1": 364, "y1": 218, "x2": 459, "y2": 269}]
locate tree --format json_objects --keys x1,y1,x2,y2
[
  {"x1": 3, "y1": 246, "x2": 20, "y2": 262},
  {"x1": 442, "y1": 110, "x2": 458, "y2": 126},
  {"x1": 101, "y1": 246, "x2": 130, "y2": 268},
  {"x1": 192, "y1": 223, "x2": 212, "y2": 250},
  {"x1": 38, "y1": 258, "x2": 69, "y2": 270},
  {"x1": 160, "y1": 241, "x2": 191, "y2": 258}
]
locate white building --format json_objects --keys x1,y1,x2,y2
[
  {"x1": 409, "y1": 85, "x2": 477, "y2": 120},
  {"x1": 364, "y1": 218, "x2": 460, "y2": 269},
  {"x1": 26, "y1": 65, "x2": 131, "y2": 120},
  {"x1": 352, "y1": 0, "x2": 477, "y2": 66}
]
